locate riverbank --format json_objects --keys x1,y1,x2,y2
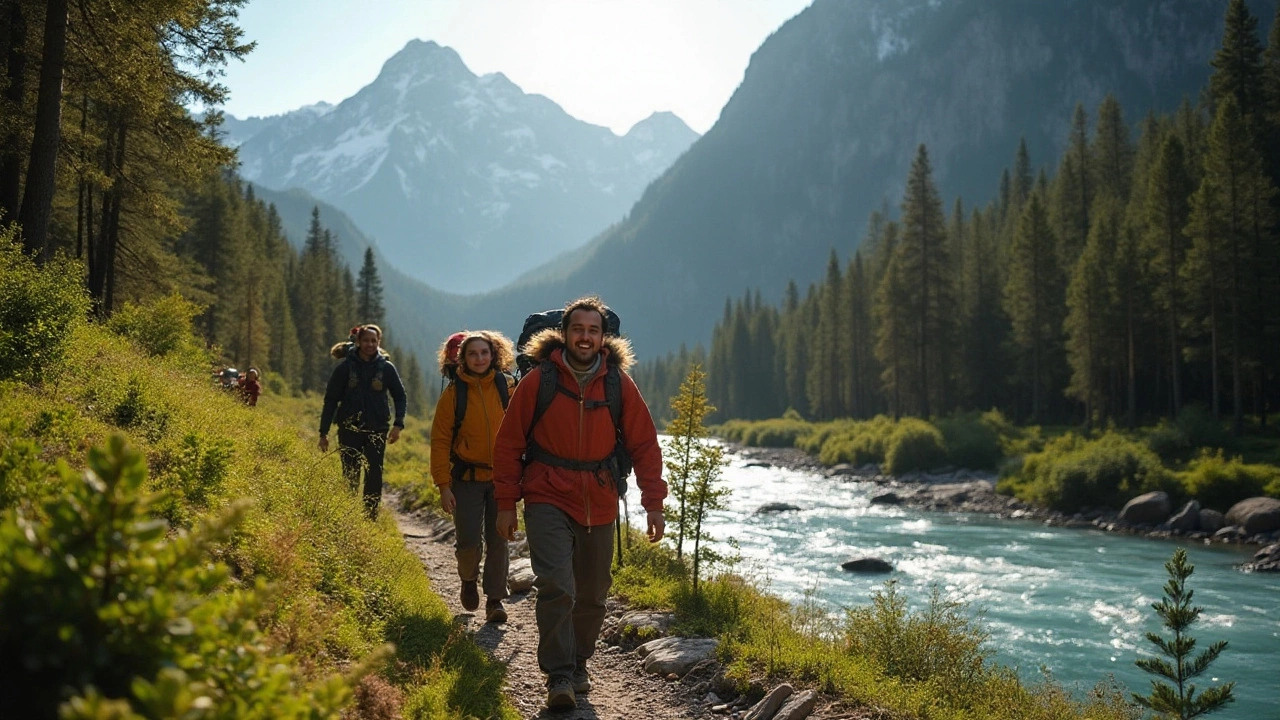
[{"x1": 726, "y1": 440, "x2": 1280, "y2": 570}]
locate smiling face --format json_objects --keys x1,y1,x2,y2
[
  {"x1": 462, "y1": 338, "x2": 493, "y2": 375},
  {"x1": 357, "y1": 328, "x2": 380, "y2": 359},
  {"x1": 564, "y1": 308, "x2": 604, "y2": 368}
]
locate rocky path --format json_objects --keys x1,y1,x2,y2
[{"x1": 394, "y1": 505, "x2": 709, "y2": 719}]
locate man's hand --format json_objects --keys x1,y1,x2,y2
[
  {"x1": 388, "y1": 426, "x2": 402, "y2": 444},
  {"x1": 646, "y1": 510, "x2": 665, "y2": 543},
  {"x1": 496, "y1": 509, "x2": 519, "y2": 541},
  {"x1": 439, "y1": 486, "x2": 456, "y2": 514},
  {"x1": 318, "y1": 434, "x2": 329, "y2": 453}
]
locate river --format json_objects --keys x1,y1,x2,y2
[{"x1": 634, "y1": 441, "x2": 1280, "y2": 718}]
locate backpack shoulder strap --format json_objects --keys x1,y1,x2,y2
[
  {"x1": 496, "y1": 372, "x2": 510, "y2": 409},
  {"x1": 530, "y1": 360, "x2": 558, "y2": 433},
  {"x1": 604, "y1": 364, "x2": 623, "y2": 434},
  {"x1": 451, "y1": 379, "x2": 467, "y2": 445}
]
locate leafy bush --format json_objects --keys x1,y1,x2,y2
[
  {"x1": 107, "y1": 293, "x2": 207, "y2": 362},
  {"x1": 815, "y1": 416, "x2": 897, "y2": 466},
  {"x1": 936, "y1": 413, "x2": 1003, "y2": 470},
  {"x1": 1015, "y1": 432, "x2": 1171, "y2": 512},
  {"x1": 152, "y1": 431, "x2": 235, "y2": 526},
  {"x1": 0, "y1": 419, "x2": 50, "y2": 512},
  {"x1": 885, "y1": 419, "x2": 948, "y2": 475},
  {"x1": 1145, "y1": 406, "x2": 1231, "y2": 461},
  {"x1": 0, "y1": 436, "x2": 354, "y2": 718},
  {"x1": 0, "y1": 230, "x2": 90, "y2": 383},
  {"x1": 1178, "y1": 450, "x2": 1278, "y2": 512}
]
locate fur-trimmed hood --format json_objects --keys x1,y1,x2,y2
[{"x1": 523, "y1": 328, "x2": 634, "y2": 372}]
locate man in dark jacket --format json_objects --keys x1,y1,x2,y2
[
  {"x1": 319, "y1": 324, "x2": 407, "y2": 518},
  {"x1": 493, "y1": 296, "x2": 666, "y2": 711}
]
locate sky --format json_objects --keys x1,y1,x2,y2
[{"x1": 216, "y1": 0, "x2": 815, "y2": 135}]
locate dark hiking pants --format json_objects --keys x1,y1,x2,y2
[
  {"x1": 452, "y1": 479, "x2": 510, "y2": 600},
  {"x1": 524, "y1": 502, "x2": 613, "y2": 682},
  {"x1": 338, "y1": 427, "x2": 386, "y2": 518}
]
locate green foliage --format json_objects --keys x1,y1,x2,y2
[
  {"x1": 0, "y1": 419, "x2": 52, "y2": 512},
  {"x1": 842, "y1": 581, "x2": 991, "y2": 703},
  {"x1": 152, "y1": 431, "x2": 235, "y2": 527},
  {"x1": 884, "y1": 418, "x2": 948, "y2": 475},
  {"x1": 936, "y1": 413, "x2": 1004, "y2": 470},
  {"x1": 1133, "y1": 548, "x2": 1235, "y2": 719},
  {"x1": 716, "y1": 417, "x2": 811, "y2": 448},
  {"x1": 1013, "y1": 432, "x2": 1171, "y2": 512},
  {"x1": 107, "y1": 293, "x2": 208, "y2": 363},
  {"x1": 814, "y1": 416, "x2": 897, "y2": 466},
  {"x1": 0, "y1": 436, "x2": 353, "y2": 718},
  {"x1": 1146, "y1": 406, "x2": 1232, "y2": 461},
  {"x1": 1177, "y1": 450, "x2": 1278, "y2": 511},
  {"x1": 0, "y1": 232, "x2": 90, "y2": 383}
]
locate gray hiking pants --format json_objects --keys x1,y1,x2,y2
[
  {"x1": 452, "y1": 479, "x2": 509, "y2": 600},
  {"x1": 524, "y1": 502, "x2": 614, "y2": 681}
]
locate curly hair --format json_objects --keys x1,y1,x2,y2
[
  {"x1": 560, "y1": 295, "x2": 610, "y2": 336},
  {"x1": 458, "y1": 330, "x2": 516, "y2": 374}
]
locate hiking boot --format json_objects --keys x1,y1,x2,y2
[
  {"x1": 460, "y1": 580, "x2": 479, "y2": 611},
  {"x1": 485, "y1": 598, "x2": 507, "y2": 623},
  {"x1": 545, "y1": 677, "x2": 576, "y2": 711},
  {"x1": 571, "y1": 666, "x2": 592, "y2": 694}
]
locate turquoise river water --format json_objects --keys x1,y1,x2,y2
[{"x1": 634, "y1": 441, "x2": 1280, "y2": 718}]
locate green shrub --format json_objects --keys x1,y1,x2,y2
[
  {"x1": 0, "y1": 419, "x2": 50, "y2": 512},
  {"x1": 1178, "y1": 450, "x2": 1278, "y2": 512},
  {"x1": 744, "y1": 417, "x2": 811, "y2": 447},
  {"x1": 0, "y1": 436, "x2": 354, "y2": 718},
  {"x1": 1145, "y1": 420, "x2": 1189, "y2": 461},
  {"x1": 0, "y1": 231, "x2": 90, "y2": 383},
  {"x1": 936, "y1": 413, "x2": 1003, "y2": 470},
  {"x1": 107, "y1": 293, "x2": 207, "y2": 361},
  {"x1": 885, "y1": 419, "x2": 948, "y2": 475},
  {"x1": 1176, "y1": 404, "x2": 1231, "y2": 452},
  {"x1": 1017, "y1": 432, "x2": 1171, "y2": 512},
  {"x1": 153, "y1": 431, "x2": 235, "y2": 526},
  {"x1": 815, "y1": 416, "x2": 897, "y2": 466}
]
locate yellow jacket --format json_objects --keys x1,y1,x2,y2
[{"x1": 430, "y1": 368, "x2": 510, "y2": 486}]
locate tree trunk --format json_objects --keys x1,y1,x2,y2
[
  {"x1": 1, "y1": 0, "x2": 28, "y2": 224},
  {"x1": 102, "y1": 122, "x2": 126, "y2": 314},
  {"x1": 17, "y1": 0, "x2": 69, "y2": 260}
]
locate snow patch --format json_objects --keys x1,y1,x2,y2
[{"x1": 535, "y1": 153, "x2": 566, "y2": 171}]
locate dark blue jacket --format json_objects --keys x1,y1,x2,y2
[{"x1": 319, "y1": 352, "x2": 407, "y2": 434}]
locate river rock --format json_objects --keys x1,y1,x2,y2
[
  {"x1": 508, "y1": 558, "x2": 536, "y2": 593},
  {"x1": 637, "y1": 637, "x2": 719, "y2": 677},
  {"x1": 1168, "y1": 500, "x2": 1201, "y2": 532},
  {"x1": 870, "y1": 492, "x2": 903, "y2": 505},
  {"x1": 619, "y1": 610, "x2": 675, "y2": 637},
  {"x1": 1213, "y1": 525, "x2": 1244, "y2": 541},
  {"x1": 841, "y1": 557, "x2": 893, "y2": 573},
  {"x1": 745, "y1": 461, "x2": 773, "y2": 468},
  {"x1": 1119, "y1": 491, "x2": 1173, "y2": 526},
  {"x1": 1199, "y1": 508, "x2": 1226, "y2": 533},
  {"x1": 773, "y1": 689, "x2": 819, "y2": 720},
  {"x1": 757, "y1": 502, "x2": 801, "y2": 514},
  {"x1": 827, "y1": 463, "x2": 857, "y2": 476},
  {"x1": 1225, "y1": 497, "x2": 1280, "y2": 536},
  {"x1": 744, "y1": 683, "x2": 793, "y2": 720},
  {"x1": 1242, "y1": 543, "x2": 1280, "y2": 572}
]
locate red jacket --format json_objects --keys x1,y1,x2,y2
[{"x1": 493, "y1": 332, "x2": 666, "y2": 528}]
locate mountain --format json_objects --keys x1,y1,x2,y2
[
  {"x1": 454, "y1": 0, "x2": 1275, "y2": 357},
  {"x1": 230, "y1": 40, "x2": 699, "y2": 294}
]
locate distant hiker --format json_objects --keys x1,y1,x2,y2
[
  {"x1": 319, "y1": 324, "x2": 407, "y2": 518},
  {"x1": 431, "y1": 330, "x2": 516, "y2": 623},
  {"x1": 439, "y1": 331, "x2": 466, "y2": 387},
  {"x1": 238, "y1": 367, "x2": 262, "y2": 407},
  {"x1": 492, "y1": 295, "x2": 667, "y2": 711},
  {"x1": 216, "y1": 366, "x2": 240, "y2": 391}
]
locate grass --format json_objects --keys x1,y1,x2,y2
[{"x1": 0, "y1": 315, "x2": 515, "y2": 719}]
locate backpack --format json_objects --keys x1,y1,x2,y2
[
  {"x1": 523, "y1": 361, "x2": 632, "y2": 498},
  {"x1": 515, "y1": 308, "x2": 622, "y2": 378},
  {"x1": 448, "y1": 370, "x2": 511, "y2": 482}
]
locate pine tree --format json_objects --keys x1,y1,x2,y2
[
  {"x1": 1145, "y1": 134, "x2": 1195, "y2": 416},
  {"x1": 664, "y1": 364, "x2": 715, "y2": 561},
  {"x1": 1005, "y1": 189, "x2": 1063, "y2": 421},
  {"x1": 1210, "y1": 0, "x2": 1265, "y2": 121},
  {"x1": 1092, "y1": 94, "x2": 1134, "y2": 204},
  {"x1": 355, "y1": 246, "x2": 385, "y2": 326},
  {"x1": 806, "y1": 251, "x2": 843, "y2": 420},
  {"x1": 1053, "y1": 103, "x2": 1094, "y2": 267},
  {"x1": 1065, "y1": 195, "x2": 1122, "y2": 425},
  {"x1": 1133, "y1": 548, "x2": 1235, "y2": 719},
  {"x1": 873, "y1": 222, "x2": 909, "y2": 420}
]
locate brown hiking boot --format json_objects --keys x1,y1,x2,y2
[
  {"x1": 460, "y1": 580, "x2": 479, "y2": 611},
  {"x1": 571, "y1": 666, "x2": 592, "y2": 694},
  {"x1": 485, "y1": 598, "x2": 507, "y2": 623},
  {"x1": 545, "y1": 677, "x2": 576, "y2": 711}
]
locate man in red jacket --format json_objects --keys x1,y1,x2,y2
[{"x1": 494, "y1": 295, "x2": 667, "y2": 712}]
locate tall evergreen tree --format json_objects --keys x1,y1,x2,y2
[
  {"x1": 1210, "y1": 0, "x2": 1265, "y2": 121},
  {"x1": 1005, "y1": 189, "x2": 1063, "y2": 421},
  {"x1": 356, "y1": 246, "x2": 385, "y2": 326},
  {"x1": 1145, "y1": 134, "x2": 1195, "y2": 416}
]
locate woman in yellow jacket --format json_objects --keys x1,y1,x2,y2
[{"x1": 431, "y1": 330, "x2": 516, "y2": 623}]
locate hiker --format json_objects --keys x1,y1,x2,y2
[
  {"x1": 238, "y1": 367, "x2": 262, "y2": 407},
  {"x1": 430, "y1": 331, "x2": 516, "y2": 623},
  {"x1": 492, "y1": 295, "x2": 667, "y2": 711},
  {"x1": 318, "y1": 324, "x2": 407, "y2": 518}
]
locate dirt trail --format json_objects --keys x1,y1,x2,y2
[{"x1": 394, "y1": 506, "x2": 708, "y2": 720}]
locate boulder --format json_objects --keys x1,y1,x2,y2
[
  {"x1": 1168, "y1": 500, "x2": 1201, "y2": 532},
  {"x1": 508, "y1": 557, "x2": 536, "y2": 593},
  {"x1": 1119, "y1": 491, "x2": 1173, "y2": 526},
  {"x1": 827, "y1": 463, "x2": 857, "y2": 476},
  {"x1": 618, "y1": 610, "x2": 675, "y2": 637},
  {"x1": 745, "y1": 461, "x2": 772, "y2": 468},
  {"x1": 1225, "y1": 497, "x2": 1280, "y2": 536},
  {"x1": 744, "y1": 684, "x2": 793, "y2": 720},
  {"x1": 637, "y1": 637, "x2": 719, "y2": 677},
  {"x1": 1199, "y1": 508, "x2": 1226, "y2": 534},
  {"x1": 756, "y1": 502, "x2": 801, "y2": 514},
  {"x1": 1242, "y1": 543, "x2": 1280, "y2": 572},
  {"x1": 1213, "y1": 525, "x2": 1244, "y2": 541},
  {"x1": 774, "y1": 690, "x2": 819, "y2": 720},
  {"x1": 870, "y1": 492, "x2": 903, "y2": 505},
  {"x1": 841, "y1": 557, "x2": 893, "y2": 573}
]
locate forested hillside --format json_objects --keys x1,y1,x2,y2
[{"x1": 639, "y1": 0, "x2": 1280, "y2": 436}]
